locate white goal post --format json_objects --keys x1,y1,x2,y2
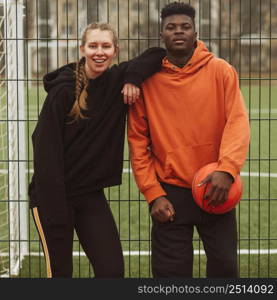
[{"x1": 0, "y1": 0, "x2": 28, "y2": 277}]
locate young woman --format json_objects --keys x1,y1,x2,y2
[{"x1": 28, "y1": 22, "x2": 165, "y2": 278}]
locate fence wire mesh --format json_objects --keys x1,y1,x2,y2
[{"x1": 0, "y1": 0, "x2": 277, "y2": 278}]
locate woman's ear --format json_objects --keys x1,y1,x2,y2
[
  {"x1": 114, "y1": 45, "x2": 119, "y2": 58},
  {"x1": 79, "y1": 45, "x2": 84, "y2": 57}
]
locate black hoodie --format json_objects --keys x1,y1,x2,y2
[{"x1": 28, "y1": 47, "x2": 166, "y2": 227}]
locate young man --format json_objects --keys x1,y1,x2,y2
[{"x1": 128, "y1": 2, "x2": 250, "y2": 278}]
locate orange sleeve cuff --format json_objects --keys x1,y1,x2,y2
[
  {"x1": 215, "y1": 160, "x2": 239, "y2": 180},
  {"x1": 143, "y1": 184, "x2": 167, "y2": 204}
]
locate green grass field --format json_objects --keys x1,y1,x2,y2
[{"x1": 0, "y1": 82, "x2": 277, "y2": 278}]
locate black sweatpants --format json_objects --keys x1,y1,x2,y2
[
  {"x1": 32, "y1": 190, "x2": 124, "y2": 278},
  {"x1": 151, "y1": 182, "x2": 238, "y2": 278}
]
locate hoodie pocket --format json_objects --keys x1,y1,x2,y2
[{"x1": 164, "y1": 143, "x2": 217, "y2": 184}]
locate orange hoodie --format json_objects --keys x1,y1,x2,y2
[{"x1": 128, "y1": 40, "x2": 250, "y2": 203}]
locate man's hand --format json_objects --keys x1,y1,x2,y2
[
  {"x1": 121, "y1": 83, "x2": 140, "y2": 105},
  {"x1": 150, "y1": 196, "x2": 175, "y2": 223},
  {"x1": 199, "y1": 171, "x2": 234, "y2": 206}
]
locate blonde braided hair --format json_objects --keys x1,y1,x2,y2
[
  {"x1": 68, "y1": 56, "x2": 89, "y2": 121},
  {"x1": 69, "y1": 22, "x2": 118, "y2": 122}
]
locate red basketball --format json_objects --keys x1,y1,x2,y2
[{"x1": 192, "y1": 162, "x2": 243, "y2": 214}]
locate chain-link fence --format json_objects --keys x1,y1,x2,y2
[{"x1": 0, "y1": 0, "x2": 277, "y2": 278}]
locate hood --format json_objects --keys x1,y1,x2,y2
[
  {"x1": 162, "y1": 40, "x2": 214, "y2": 74},
  {"x1": 43, "y1": 63, "x2": 76, "y2": 93}
]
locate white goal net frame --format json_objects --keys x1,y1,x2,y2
[{"x1": 0, "y1": 0, "x2": 28, "y2": 277}]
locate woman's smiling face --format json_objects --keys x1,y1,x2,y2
[{"x1": 80, "y1": 29, "x2": 117, "y2": 79}]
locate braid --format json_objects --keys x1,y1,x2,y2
[{"x1": 69, "y1": 57, "x2": 89, "y2": 122}]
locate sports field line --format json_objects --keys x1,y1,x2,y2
[
  {"x1": 1, "y1": 249, "x2": 277, "y2": 257},
  {"x1": 1, "y1": 169, "x2": 277, "y2": 178},
  {"x1": 27, "y1": 106, "x2": 277, "y2": 114},
  {"x1": 70, "y1": 249, "x2": 277, "y2": 256},
  {"x1": 249, "y1": 108, "x2": 277, "y2": 114},
  {"x1": 240, "y1": 172, "x2": 277, "y2": 178},
  {"x1": 125, "y1": 169, "x2": 277, "y2": 178}
]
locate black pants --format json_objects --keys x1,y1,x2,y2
[
  {"x1": 32, "y1": 190, "x2": 124, "y2": 278},
  {"x1": 151, "y1": 183, "x2": 238, "y2": 278}
]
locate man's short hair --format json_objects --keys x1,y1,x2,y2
[{"x1": 161, "y1": 2, "x2": 196, "y2": 28}]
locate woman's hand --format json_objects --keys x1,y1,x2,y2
[{"x1": 121, "y1": 83, "x2": 140, "y2": 105}]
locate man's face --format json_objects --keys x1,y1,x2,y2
[{"x1": 160, "y1": 14, "x2": 197, "y2": 55}]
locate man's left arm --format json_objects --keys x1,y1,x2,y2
[
  {"x1": 203, "y1": 64, "x2": 250, "y2": 205},
  {"x1": 215, "y1": 65, "x2": 250, "y2": 177}
]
